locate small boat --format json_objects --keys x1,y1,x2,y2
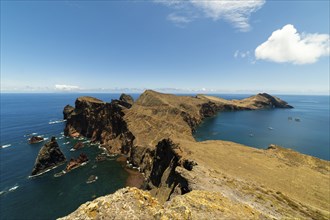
[
  {"x1": 268, "y1": 127, "x2": 274, "y2": 130},
  {"x1": 294, "y1": 118, "x2": 301, "y2": 122}
]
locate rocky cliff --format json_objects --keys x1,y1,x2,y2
[
  {"x1": 31, "y1": 137, "x2": 66, "y2": 176},
  {"x1": 61, "y1": 91, "x2": 330, "y2": 219},
  {"x1": 64, "y1": 95, "x2": 134, "y2": 154}
]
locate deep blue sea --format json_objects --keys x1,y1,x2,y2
[
  {"x1": 194, "y1": 94, "x2": 330, "y2": 161},
  {"x1": 0, "y1": 93, "x2": 329, "y2": 219},
  {"x1": 0, "y1": 93, "x2": 139, "y2": 220}
]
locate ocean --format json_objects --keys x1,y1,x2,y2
[
  {"x1": 0, "y1": 93, "x2": 329, "y2": 219},
  {"x1": 194, "y1": 94, "x2": 330, "y2": 161},
  {"x1": 0, "y1": 93, "x2": 139, "y2": 220}
]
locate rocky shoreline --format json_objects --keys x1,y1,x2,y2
[{"x1": 59, "y1": 90, "x2": 329, "y2": 219}]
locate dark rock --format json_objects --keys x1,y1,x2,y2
[
  {"x1": 63, "y1": 105, "x2": 74, "y2": 120},
  {"x1": 64, "y1": 96, "x2": 134, "y2": 154},
  {"x1": 119, "y1": 93, "x2": 134, "y2": 106},
  {"x1": 96, "y1": 154, "x2": 107, "y2": 162},
  {"x1": 182, "y1": 159, "x2": 198, "y2": 171},
  {"x1": 31, "y1": 137, "x2": 66, "y2": 176},
  {"x1": 65, "y1": 153, "x2": 89, "y2": 172},
  {"x1": 73, "y1": 142, "x2": 84, "y2": 150},
  {"x1": 199, "y1": 101, "x2": 219, "y2": 118},
  {"x1": 29, "y1": 136, "x2": 44, "y2": 144}
]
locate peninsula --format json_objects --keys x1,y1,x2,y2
[{"x1": 60, "y1": 90, "x2": 329, "y2": 219}]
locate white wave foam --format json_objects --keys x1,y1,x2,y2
[
  {"x1": 24, "y1": 132, "x2": 38, "y2": 137},
  {"x1": 49, "y1": 119, "x2": 67, "y2": 125},
  {"x1": 81, "y1": 161, "x2": 88, "y2": 166},
  {"x1": 63, "y1": 142, "x2": 70, "y2": 145},
  {"x1": 1, "y1": 144, "x2": 12, "y2": 149},
  {"x1": 28, "y1": 161, "x2": 65, "y2": 178},
  {"x1": 8, "y1": 185, "x2": 19, "y2": 192}
]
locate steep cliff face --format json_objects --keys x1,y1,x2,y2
[
  {"x1": 64, "y1": 95, "x2": 134, "y2": 153},
  {"x1": 31, "y1": 137, "x2": 66, "y2": 176},
  {"x1": 63, "y1": 104, "x2": 74, "y2": 120}
]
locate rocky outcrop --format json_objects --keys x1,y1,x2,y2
[
  {"x1": 65, "y1": 153, "x2": 88, "y2": 172},
  {"x1": 73, "y1": 142, "x2": 84, "y2": 150},
  {"x1": 64, "y1": 95, "x2": 134, "y2": 154},
  {"x1": 31, "y1": 137, "x2": 66, "y2": 176},
  {"x1": 119, "y1": 93, "x2": 134, "y2": 106},
  {"x1": 58, "y1": 187, "x2": 266, "y2": 220},
  {"x1": 29, "y1": 136, "x2": 44, "y2": 144},
  {"x1": 63, "y1": 104, "x2": 74, "y2": 120}
]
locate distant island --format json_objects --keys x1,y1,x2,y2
[{"x1": 33, "y1": 90, "x2": 328, "y2": 219}]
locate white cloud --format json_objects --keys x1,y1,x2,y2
[
  {"x1": 156, "y1": 0, "x2": 265, "y2": 31},
  {"x1": 190, "y1": 0, "x2": 265, "y2": 31},
  {"x1": 55, "y1": 84, "x2": 80, "y2": 91},
  {"x1": 255, "y1": 24, "x2": 330, "y2": 64},
  {"x1": 167, "y1": 13, "x2": 192, "y2": 25},
  {"x1": 234, "y1": 50, "x2": 251, "y2": 58}
]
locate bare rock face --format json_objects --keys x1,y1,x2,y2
[
  {"x1": 63, "y1": 104, "x2": 74, "y2": 120},
  {"x1": 31, "y1": 137, "x2": 66, "y2": 176},
  {"x1": 64, "y1": 96, "x2": 134, "y2": 154},
  {"x1": 58, "y1": 187, "x2": 162, "y2": 220},
  {"x1": 119, "y1": 93, "x2": 134, "y2": 106}
]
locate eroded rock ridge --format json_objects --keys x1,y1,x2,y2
[{"x1": 61, "y1": 91, "x2": 330, "y2": 219}]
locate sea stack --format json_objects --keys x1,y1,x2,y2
[{"x1": 31, "y1": 137, "x2": 66, "y2": 176}]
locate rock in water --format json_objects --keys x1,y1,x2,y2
[
  {"x1": 29, "y1": 136, "x2": 44, "y2": 144},
  {"x1": 65, "y1": 153, "x2": 89, "y2": 172},
  {"x1": 31, "y1": 137, "x2": 66, "y2": 176},
  {"x1": 73, "y1": 142, "x2": 84, "y2": 150}
]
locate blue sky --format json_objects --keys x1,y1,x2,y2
[{"x1": 1, "y1": 0, "x2": 329, "y2": 94}]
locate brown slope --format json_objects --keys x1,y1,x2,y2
[{"x1": 61, "y1": 90, "x2": 329, "y2": 219}]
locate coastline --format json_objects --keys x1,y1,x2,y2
[{"x1": 59, "y1": 91, "x2": 330, "y2": 219}]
